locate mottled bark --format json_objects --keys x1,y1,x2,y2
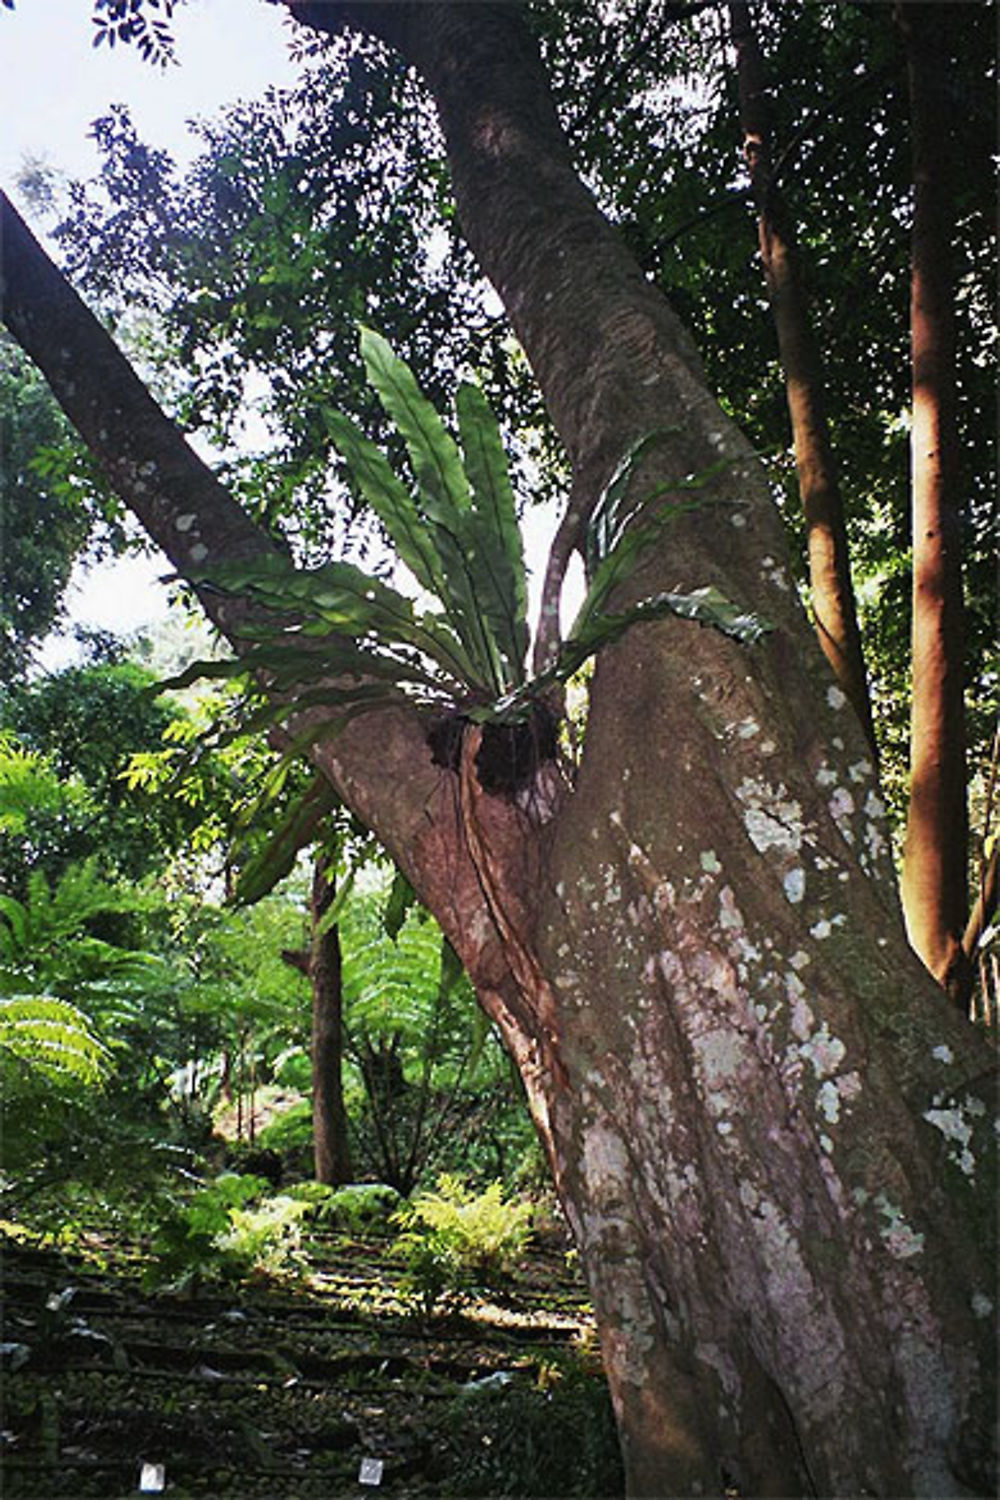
[
  {"x1": 728, "y1": 0, "x2": 876, "y2": 755},
  {"x1": 3, "y1": 7, "x2": 997, "y2": 1493},
  {"x1": 895, "y1": 3, "x2": 971, "y2": 1009}
]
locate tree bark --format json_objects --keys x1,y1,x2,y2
[
  {"x1": 308, "y1": 854, "x2": 353, "y2": 1185},
  {"x1": 964, "y1": 847, "x2": 998, "y2": 979},
  {"x1": 728, "y1": 0, "x2": 876, "y2": 756},
  {"x1": 3, "y1": 6, "x2": 996, "y2": 1493},
  {"x1": 895, "y1": 2, "x2": 971, "y2": 1010}
]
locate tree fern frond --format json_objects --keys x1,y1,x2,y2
[{"x1": 0, "y1": 994, "x2": 107, "y2": 1084}]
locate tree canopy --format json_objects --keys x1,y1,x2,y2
[{"x1": 28, "y1": 1, "x2": 994, "y2": 839}]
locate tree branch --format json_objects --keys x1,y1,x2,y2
[
  {"x1": 0, "y1": 189, "x2": 534, "y2": 1041},
  {"x1": 0, "y1": 191, "x2": 273, "y2": 635},
  {"x1": 532, "y1": 479, "x2": 589, "y2": 676},
  {"x1": 963, "y1": 845, "x2": 998, "y2": 965}
]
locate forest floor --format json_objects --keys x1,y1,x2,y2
[{"x1": 1, "y1": 1222, "x2": 623, "y2": 1499}]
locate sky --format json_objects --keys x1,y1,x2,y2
[
  {"x1": 4, "y1": 0, "x2": 576, "y2": 668},
  {"x1": 1, "y1": 0, "x2": 297, "y2": 186}
]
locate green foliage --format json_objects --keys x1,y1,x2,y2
[
  {"x1": 392, "y1": 1175, "x2": 533, "y2": 1315},
  {"x1": 382, "y1": 867, "x2": 418, "y2": 942},
  {"x1": 0, "y1": 730, "x2": 95, "y2": 840},
  {"x1": 53, "y1": 67, "x2": 546, "y2": 550},
  {"x1": 0, "y1": 662, "x2": 193, "y2": 888},
  {"x1": 0, "y1": 858, "x2": 187, "y2": 1191},
  {"x1": 0, "y1": 338, "x2": 120, "y2": 681},
  {"x1": 392, "y1": 1227, "x2": 462, "y2": 1319},
  {"x1": 288, "y1": 1180, "x2": 404, "y2": 1235},
  {"x1": 445, "y1": 1362, "x2": 624, "y2": 1498},
  {"x1": 0, "y1": 863, "x2": 156, "y2": 995},
  {"x1": 230, "y1": 771, "x2": 339, "y2": 907},
  {"x1": 144, "y1": 1172, "x2": 293, "y2": 1290},
  {"x1": 217, "y1": 1192, "x2": 309, "y2": 1278},
  {"x1": 255, "y1": 1097, "x2": 313, "y2": 1154},
  {"x1": 343, "y1": 326, "x2": 530, "y2": 693},
  {"x1": 0, "y1": 994, "x2": 107, "y2": 1085},
  {"x1": 534, "y1": 0, "x2": 996, "y2": 836},
  {"x1": 339, "y1": 884, "x2": 520, "y2": 1194},
  {"x1": 405, "y1": 1175, "x2": 534, "y2": 1276},
  {"x1": 175, "y1": 319, "x2": 534, "y2": 705}
]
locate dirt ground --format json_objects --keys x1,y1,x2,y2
[{"x1": 1, "y1": 1226, "x2": 624, "y2": 1498}]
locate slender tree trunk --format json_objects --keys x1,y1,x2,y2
[
  {"x1": 248, "y1": 1035, "x2": 257, "y2": 1143},
  {"x1": 2, "y1": 5, "x2": 995, "y2": 1490},
  {"x1": 895, "y1": 2, "x2": 970, "y2": 1009},
  {"x1": 728, "y1": 0, "x2": 876, "y2": 754},
  {"x1": 282, "y1": 857, "x2": 354, "y2": 1185},
  {"x1": 964, "y1": 846, "x2": 998, "y2": 1020},
  {"x1": 309, "y1": 854, "x2": 353, "y2": 1186},
  {"x1": 220, "y1": 1048, "x2": 232, "y2": 1103},
  {"x1": 236, "y1": 1029, "x2": 245, "y2": 1142}
]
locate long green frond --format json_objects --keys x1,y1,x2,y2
[
  {"x1": 455, "y1": 382, "x2": 529, "y2": 685},
  {"x1": 195, "y1": 555, "x2": 477, "y2": 692},
  {"x1": 360, "y1": 327, "x2": 470, "y2": 522},
  {"x1": 234, "y1": 773, "x2": 340, "y2": 907},
  {"x1": 324, "y1": 409, "x2": 448, "y2": 603},
  {"x1": 359, "y1": 330, "x2": 506, "y2": 690}
]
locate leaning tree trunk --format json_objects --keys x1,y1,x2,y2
[
  {"x1": 2, "y1": 3, "x2": 995, "y2": 1492},
  {"x1": 728, "y1": 0, "x2": 877, "y2": 756},
  {"x1": 895, "y1": 2, "x2": 971, "y2": 1010}
]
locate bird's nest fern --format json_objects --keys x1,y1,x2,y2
[{"x1": 173, "y1": 329, "x2": 771, "y2": 798}]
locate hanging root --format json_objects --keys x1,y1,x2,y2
[{"x1": 457, "y1": 726, "x2": 568, "y2": 1090}]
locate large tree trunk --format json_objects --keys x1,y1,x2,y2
[
  {"x1": 728, "y1": 0, "x2": 876, "y2": 756},
  {"x1": 895, "y1": 2, "x2": 971, "y2": 1009},
  {"x1": 2, "y1": 4, "x2": 995, "y2": 1493}
]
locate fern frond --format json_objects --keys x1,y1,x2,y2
[{"x1": 0, "y1": 994, "x2": 107, "y2": 1085}]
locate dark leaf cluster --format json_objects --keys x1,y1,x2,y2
[{"x1": 91, "y1": 0, "x2": 178, "y2": 68}]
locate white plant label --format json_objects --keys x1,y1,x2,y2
[{"x1": 139, "y1": 1461, "x2": 166, "y2": 1493}]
